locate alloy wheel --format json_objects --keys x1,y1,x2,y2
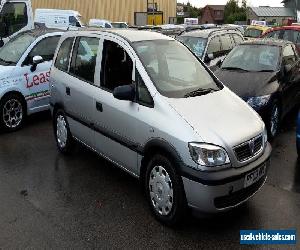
[{"x1": 2, "y1": 99, "x2": 23, "y2": 129}]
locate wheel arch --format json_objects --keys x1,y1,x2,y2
[
  {"x1": 140, "y1": 138, "x2": 183, "y2": 184},
  {"x1": 0, "y1": 90, "x2": 27, "y2": 114}
]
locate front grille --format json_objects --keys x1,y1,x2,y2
[
  {"x1": 214, "y1": 175, "x2": 266, "y2": 209},
  {"x1": 234, "y1": 135, "x2": 263, "y2": 162}
]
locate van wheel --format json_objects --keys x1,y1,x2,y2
[
  {"x1": 145, "y1": 154, "x2": 186, "y2": 226},
  {"x1": 54, "y1": 110, "x2": 74, "y2": 154},
  {"x1": 0, "y1": 93, "x2": 25, "y2": 132}
]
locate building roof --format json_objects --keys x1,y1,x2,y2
[
  {"x1": 250, "y1": 7, "x2": 294, "y2": 17},
  {"x1": 206, "y1": 5, "x2": 225, "y2": 11}
]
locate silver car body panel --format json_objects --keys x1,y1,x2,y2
[{"x1": 50, "y1": 29, "x2": 271, "y2": 213}]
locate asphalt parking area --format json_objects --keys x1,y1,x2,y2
[{"x1": 0, "y1": 111, "x2": 299, "y2": 249}]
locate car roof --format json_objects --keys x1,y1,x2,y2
[
  {"x1": 241, "y1": 38, "x2": 293, "y2": 47},
  {"x1": 69, "y1": 28, "x2": 174, "y2": 42},
  {"x1": 246, "y1": 25, "x2": 270, "y2": 32},
  {"x1": 266, "y1": 25, "x2": 300, "y2": 32},
  {"x1": 20, "y1": 27, "x2": 63, "y2": 38},
  {"x1": 180, "y1": 28, "x2": 241, "y2": 38}
]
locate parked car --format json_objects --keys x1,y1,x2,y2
[
  {"x1": 50, "y1": 29, "x2": 271, "y2": 225},
  {"x1": 34, "y1": 9, "x2": 84, "y2": 29},
  {"x1": 214, "y1": 39, "x2": 300, "y2": 138},
  {"x1": 111, "y1": 22, "x2": 128, "y2": 28},
  {"x1": 261, "y1": 26, "x2": 300, "y2": 53},
  {"x1": 244, "y1": 25, "x2": 270, "y2": 40},
  {"x1": 177, "y1": 28, "x2": 244, "y2": 69},
  {"x1": 0, "y1": 28, "x2": 63, "y2": 131},
  {"x1": 88, "y1": 19, "x2": 112, "y2": 28}
]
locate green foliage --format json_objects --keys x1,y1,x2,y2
[{"x1": 224, "y1": 0, "x2": 247, "y2": 24}]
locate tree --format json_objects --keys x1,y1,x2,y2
[{"x1": 224, "y1": 0, "x2": 247, "y2": 24}]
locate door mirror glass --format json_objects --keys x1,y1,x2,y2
[
  {"x1": 113, "y1": 84, "x2": 135, "y2": 101},
  {"x1": 30, "y1": 55, "x2": 43, "y2": 72},
  {"x1": 33, "y1": 55, "x2": 43, "y2": 65},
  {"x1": 208, "y1": 53, "x2": 214, "y2": 60}
]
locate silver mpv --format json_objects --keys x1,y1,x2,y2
[{"x1": 50, "y1": 29, "x2": 272, "y2": 225}]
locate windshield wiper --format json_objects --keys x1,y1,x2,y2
[
  {"x1": 221, "y1": 66, "x2": 249, "y2": 72},
  {"x1": 184, "y1": 87, "x2": 218, "y2": 98},
  {"x1": 256, "y1": 69, "x2": 274, "y2": 72},
  {"x1": 0, "y1": 58, "x2": 15, "y2": 65}
]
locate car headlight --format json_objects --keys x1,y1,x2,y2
[
  {"x1": 188, "y1": 143, "x2": 230, "y2": 168},
  {"x1": 263, "y1": 127, "x2": 268, "y2": 145},
  {"x1": 247, "y1": 95, "x2": 271, "y2": 109}
]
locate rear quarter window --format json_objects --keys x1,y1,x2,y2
[{"x1": 54, "y1": 37, "x2": 74, "y2": 72}]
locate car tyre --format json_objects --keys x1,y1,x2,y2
[
  {"x1": 0, "y1": 93, "x2": 26, "y2": 132},
  {"x1": 54, "y1": 110, "x2": 74, "y2": 154},
  {"x1": 267, "y1": 101, "x2": 280, "y2": 140},
  {"x1": 145, "y1": 154, "x2": 187, "y2": 226}
]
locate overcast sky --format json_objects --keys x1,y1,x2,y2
[{"x1": 178, "y1": 0, "x2": 284, "y2": 7}]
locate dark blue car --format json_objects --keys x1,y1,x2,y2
[{"x1": 297, "y1": 112, "x2": 300, "y2": 155}]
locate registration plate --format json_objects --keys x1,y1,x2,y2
[{"x1": 244, "y1": 163, "x2": 266, "y2": 188}]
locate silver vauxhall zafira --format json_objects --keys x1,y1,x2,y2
[{"x1": 50, "y1": 29, "x2": 271, "y2": 225}]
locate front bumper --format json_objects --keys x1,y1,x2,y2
[{"x1": 182, "y1": 143, "x2": 271, "y2": 213}]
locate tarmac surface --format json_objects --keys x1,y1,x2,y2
[{"x1": 0, "y1": 111, "x2": 299, "y2": 249}]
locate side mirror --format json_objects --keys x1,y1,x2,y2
[
  {"x1": 30, "y1": 55, "x2": 43, "y2": 72},
  {"x1": 216, "y1": 58, "x2": 224, "y2": 68},
  {"x1": 113, "y1": 84, "x2": 135, "y2": 101},
  {"x1": 208, "y1": 53, "x2": 214, "y2": 60},
  {"x1": 204, "y1": 53, "x2": 214, "y2": 64}
]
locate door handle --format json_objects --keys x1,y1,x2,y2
[
  {"x1": 66, "y1": 87, "x2": 71, "y2": 96},
  {"x1": 96, "y1": 102, "x2": 103, "y2": 112}
]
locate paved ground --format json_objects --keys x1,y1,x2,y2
[{"x1": 0, "y1": 110, "x2": 299, "y2": 249}]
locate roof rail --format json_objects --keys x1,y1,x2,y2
[{"x1": 207, "y1": 27, "x2": 241, "y2": 37}]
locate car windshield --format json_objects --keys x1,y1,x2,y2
[
  {"x1": 0, "y1": 33, "x2": 35, "y2": 65},
  {"x1": 221, "y1": 45, "x2": 280, "y2": 72},
  {"x1": 133, "y1": 40, "x2": 221, "y2": 98},
  {"x1": 244, "y1": 28, "x2": 263, "y2": 38},
  {"x1": 177, "y1": 36, "x2": 207, "y2": 59}
]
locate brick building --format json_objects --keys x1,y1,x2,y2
[{"x1": 200, "y1": 5, "x2": 225, "y2": 24}]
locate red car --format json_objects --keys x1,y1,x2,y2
[{"x1": 261, "y1": 26, "x2": 300, "y2": 53}]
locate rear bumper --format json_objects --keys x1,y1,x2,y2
[{"x1": 182, "y1": 143, "x2": 271, "y2": 213}]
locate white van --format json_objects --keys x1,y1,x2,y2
[
  {"x1": 88, "y1": 19, "x2": 112, "y2": 28},
  {"x1": 34, "y1": 9, "x2": 84, "y2": 29}
]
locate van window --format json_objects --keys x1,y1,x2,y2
[
  {"x1": 0, "y1": 2, "x2": 28, "y2": 38},
  {"x1": 101, "y1": 40, "x2": 133, "y2": 91},
  {"x1": 54, "y1": 37, "x2": 74, "y2": 72},
  {"x1": 69, "y1": 16, "x2": 80, "y2": 27},
  {"x1": 23, "y1": 36, "x2": 61, "y2": 65},
  {"x1": 70, "y1": 37, "x2": 99, "y2": 83}
]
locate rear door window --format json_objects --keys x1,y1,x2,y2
[
  {"x1": 264, "y1": 30, "x2": 281, "y2": 39},
  {"x1": 220, "y1": 34, "x2": 234, "y2": 52},
  {"x1": 70, "y1": 37, "x2": 100, "y2": 84},
  {"x1": 54, "y1": 37, "x2": 74, "y2": 72}
]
